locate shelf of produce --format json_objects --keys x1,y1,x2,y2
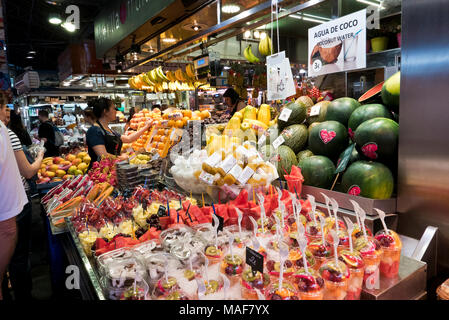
[
  {"x1": 64, "y1": 217, "x2": 106, "y2": 300},
  {"x1": 301, "y1": 185, "x2": 397, "y2": 216},
  {"x1": 361, "y1": 255, "x2": 427, "y2": 300}
]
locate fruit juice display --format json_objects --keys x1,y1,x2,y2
[
  {"x1": 265, "y1": 259, "x2": 295, "y2": 279},
  {"x1": 307, "y1": 239, "x2": 333, "y2": 272},
  {"x1": 375, "y1": 230, "x2": 402, "y2": 278},
  {"x1": 264, "y1": 280, "x2": 299, "y2": 300},
  {"x1": 339, "y1": 250, "x2": 365, "y2": 300},
  {"x1": 319, "y1": 259, "x2": 350, "y2": 300},
  {"x1": 240, "y1": 267, "x2": 271, "y2": 300},
  {"x1": 292, "y1": 268, "x2": 325, "y2": 300},
  {"x1": 204, "y1": 244, "x2": 224, "y2": 265},
  {"x1": 326, "y1": 228, "x2": 350, "y2": 254},
  {"x1": 219, "y1": 254, "x2": 245, "y2": 285},
  {"x1": 354, "y1": 236, "x2": 383, "y2": 286}
]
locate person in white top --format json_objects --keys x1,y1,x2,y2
[
  {"x1": 63, "y1": 112, "x2": 76, "y2": 126},
  {"x1": 0, "y1": 103, "x2": 28, "y2": 300}
]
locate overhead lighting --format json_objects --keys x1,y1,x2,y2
[
  {"x1": 116, "y1": 65, "x2": 123, "y2": 73},
  {"x1": 61, "y1": 22, "x2": 76, "y2": 32},
  {"x1": 28, "y1": 50, "x2": 36, "y2": 55},
  {"x1": 106, "y1": 83, "x2": 113, "y2": 87},
  {"x1": 303, "y1": 13, "x2": 331, "y2": 21},
  {"x1": 26, "y1": 56, "x2": 34, "y2": 59},
  {"x1": 192, "y1": 25, "x2": 201, "y2": 31},
  {"x1": 357, "y1": 0, "x2": 384, "y2": 9},
  {"x1": 49, "y1": 14, "x2": 62, "y2": 25},
  {"x1": 253, "y1": 30, "x2": 260, "y2": 39},
  {"x1": 223, "y1": 66, "x2": 231, "y2": 70},
  {"x1": 221, "y1": 4, "x2": 240, "y2": 14},
  {"x1": 260, "y1": 32, "x2": 267, "y2": 40},
  {"x1": 85, "y1": 82, "x2": 93, "y2": 88},
  {"x1": 162, "y1": 38, "x2": 177, "y2": 43},
  {"x1": 302, "y1": 16, "x2": 328, "y2": 24},
  {"x1": 244, "y1": 30, "x2": 251, "y2": 38},
  {"x1": 149, "y1": 48, "x2": 155, "y2": 53},
  {"x1": 62, "y1": 82, "x2": 71, "y2": 87}
]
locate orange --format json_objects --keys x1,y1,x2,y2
[
  {"x1": 153, "y1": 135, "x2": 160, "y2": 142},
  {"x1": 157, "y1": 129, "x2": 165, "y2": 135},
  {"x1": 175, "y1": 120, "x2": 183, "y2": 128},
  {"x1": 182, "y1": 116, "x2": 189, "y2": 126},
  {"x1": 153, "y1": 108, "x2": 161, "y2": 113},
  {"x1": 200, "y1": 110, "x2": 211, "y2": 119},
  {"x1": 163, "y1": 113, "x2": 169, "y2": 120},
  {"x1": 183, "y1": 110, "x2": 192, "y2": 118},
  {"x1": 168, "y1": 120, "x2": 175, "y2": 127},
  {"x1": 194, "y1": 110, "x2": 201, "y2": 117}
]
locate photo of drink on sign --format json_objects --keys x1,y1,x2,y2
[{"x1": 308, "y1": 9, "x2": 366, "y2": 77}]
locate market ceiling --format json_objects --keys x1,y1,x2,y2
[{"x1": 4, "y1": 0, "x2": 108, "y2": 71}]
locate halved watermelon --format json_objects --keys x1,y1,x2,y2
[{"x1": 358, "y1": 81, "x2": 384, "y2": 103}]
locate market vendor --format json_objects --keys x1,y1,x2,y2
[
  {"x1": 223, "y1": 87, "x2": 246, "y2": 116},
  {"x1": 86, "y1": 98, "x2": 151, "y2": 169}
]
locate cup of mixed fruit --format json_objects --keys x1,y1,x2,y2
[
  {"x1": 219, "y1": 254, "x2": 245, "y2": 285},
  {"x1": 292, "y1": 268, "x2": 325, "y2": 300},
  {"x1": 319, "y1": 259, "x2": 350, "y2": 300},
  {"x1": 307, "y1": 239, "x2": 334, "y2": 272},
  {"x1": 264, "y1": 280, "x2": 299, "y2": 300},
  {"x1": 240, "y1": 267, "x2": 271, "y2": 300},
  {"x1": 354, "y1": 236, "x2": 383, "y2": 288},
  {"x1": 338, "y1": 250, "x2": 365, "y2": 300},
  {"x1": 204, "y1": 244, "x2": 224, "y2": 265},
  {"x1": 375, "y1": 229, "x2": 402, "y2": 278}
]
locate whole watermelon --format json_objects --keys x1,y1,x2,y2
[
  {"x1": 297, "y1": 149, "x2": 314, "y2": 163},
  {"x1": 381, "y1": 71, "x2": 400, "y2": 113},
  {"x1": 259, "y1": 144, "x2": 275, "y2": 161},
  {"x1": 325, "y1": 97, "x2": 361, "y2": 127},
  {"x1": 298, "y1": 156, "x2": 336, "y2": 189},
  {"x1": 308, "y1": 121, "x2": 349, "y2": 160},
  {"x1": 281, "y1": 124, "x2": 308, "y2": 153},
  {"x1": 278, "y1": 102, "x2": 307, "y2": 130},
  {"x1": 354, "y1": 117, "x2": 399, "y2": 163},
  {"x1": 308, "y1": 122, "x2": 320, "y2": 135},
  {"x1": 341, "y1": 161, "x2": 394, "y2": 199},
  {"x1": 296, "y1": 96, "x2": 314, "y2": 108},
  {"x1": 306, "y1": 101, "x2": 330, "y2": 125},
  {"x1": 275, "y1": 145, "x2": 298, "y2": 180},
  {"x1": 348, "y1": 104, "x2": 393, "y2": 140}
]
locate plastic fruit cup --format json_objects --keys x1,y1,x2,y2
[
  {"x1": 264, "y1": 280, "x2": 299, "y2": 300},
  {"x1": 320, "y1": 260, "x2": 349, "y2": 300},
  {"x1": 240, "y1": 270, "x2": 270, "y2": 300},
  {"x1": 379, "y1": 246, "x2": 401, "y2": 278},
  {"x1": 323, "y1": 278, "x2": 348, "y2": 300},
  {"x1": 219, "y1": 254, "x2": 245, "y2": 285},
  {"x1": 204, "y1": 246, "x2": 223, "y2": 265},
  {"x1": 346, "y1": 267, "x2": 364, "y2": 300},
  {"x1": 292, "y1": 271, "x2": 324, "y2": 300},
  {"x1": 359, "y1": 249, "x2": 382, "y2": 286}
]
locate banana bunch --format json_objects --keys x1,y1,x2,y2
[
  {"x1": 185, "y1": 64, "x2": 196, "y2": 79},
  {"x1": 147, "y1": 66, "x2": 169, "y2": 83},
  {"x1": 243, "y1": 44, "x2": 260, "y2": 63},
  {"x1": 174, "y1": 69, "x2": 189, "y2": 82},
  {"x1": 259, "y1": 35, "x2": 273, "y2": 56}
]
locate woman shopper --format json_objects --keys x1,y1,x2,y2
[
  {"x1": 8, "y1": 111, "x2": 32, "y2": 147},
  {"x1": 123, "y1": 107, "x2": 135, "y2": 132},
  {"x1": 1, "y1": 104, "x2": 44, "y2": 300},
  {"x1": 0, "y1": 101, "x2": 29, "y2": 300},
  {"x1": 223, "y1": 87, "x2": 246, "y2": 116},
  {"x1": 85, "y1": 98, "x2": 151, "y2": 169}
]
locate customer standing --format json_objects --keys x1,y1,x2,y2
[
  {"x1": 37, "y1": 110, "x2": 60, "y2": 157},
  {"x1": 85, "y1": 98, "x2": 151, "y2": 169},
  {"x1": 0, "y1": 101, "x2": 28, "y2": 300},
  {"x1": 8, "y1": 111, "x2": 32, "y2": 147}
]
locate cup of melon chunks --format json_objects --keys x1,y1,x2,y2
[{"x1": 284, "y1": 166, "x2": 304, "y2": 197}]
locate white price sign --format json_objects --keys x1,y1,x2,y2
[
  {"x1": 278, "y1": 108, "x2": 292, "y2": 122},
  {"x1": 272, "y1": 135, "x2": 285, "y2": 149},
  {"x1": 258, "y1": 134, "x2": 266, "y2": 146},
  {"x1": 309, "y1": 104, "x2": 321, "y2": 117}
]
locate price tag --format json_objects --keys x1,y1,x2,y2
[
  {"x1": 309, "y1": 104, "x2": 321, "y2": 117},
  {"x1": 205, "y1": 151, "x2": 223, "y2": 167},
  {"x1": 157, "y1": 205, "x2": 167, "y2": 217},
  {"x1": 211, "y1": 213, "x2": 224, "y2": 232},
  {"x1": 258, "y1": 134, "x2": 266, "y2": 146},
  {"x1": 272, "y1": 135, "x2": 285, "y2": 149},
  {"x1": 237, "y1": 166, "x2": 255, "y2": 185},
  {"x1": 312, "y1": 59, "x2": 322, "y2": 73},
  {"x1": 218, "y1": 155, "x2": 237, "y2": 174},
  {"x1": 228, "y1": 164, "x2": 243, "y2": 179},
  {"x1": 278, "y1": 108, "x2": 292, "y2": 122},
  {"x1": 246, "y1": 247, "x2": 264, "y2": 274},
  {"x1": 199, "y1": 171, "x2": 216, "y2": 185}
]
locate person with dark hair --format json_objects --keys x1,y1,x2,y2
[
  {"x1": 86, "y1": 98, "x2": 151, "y2": 168},
  {"x1": 37, "y1": 109, "x2": 59, "y2": 157},
  {"x1": 83, "y1": 108, "x2": 96, "y2": 126},
  {"x1": 8, "y1": 111, "x2": 32, "y2": 147},
  {"x1": 124, "y1": 107, "x2": 135, "y2": 132},
  {"x1": 223, "y1": 88, "x2": 246, "y2": 115},
  {"x1": 4, "y1": 108, "x2": 10, "y2": 126}
]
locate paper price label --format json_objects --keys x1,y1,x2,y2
[
  {"x1": 218, "y1": 155, "x2": 237, "y2": 174},
  {"x1": 228, "y1": 164, "x2": 243, "y2": 179},
  {"x1": 312, "y1": 59, "x2": 322, "y2": 73},
  {"x1": 309, "y1": 104, "x2": 321, "y2": 117},
  {"x1": 205, "y1": 151, "x2": 223, "y2": 167},
  {"x1": 278, "y1": 108, "x2": 292, "y2": 122},
  {"x1": 237, "y1": 166, "x2": 255, "y2": 185},
  {"x1": 199, "y1": 171, "x2": 216, "y2": 185},
  {"x1": 272, "y1": 135, "x2": 285, "y2": 149},
  {"x1": 258, "y1": 134, "x2": 266, "y2": 146}
]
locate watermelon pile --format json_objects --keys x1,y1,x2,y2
[{"x1": 262, "y1": 71, "x2": 400, "y2": 199}]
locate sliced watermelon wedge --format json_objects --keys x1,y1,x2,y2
[{"x1": 358, "y1": 81, "x2": 384, "y2": 103}]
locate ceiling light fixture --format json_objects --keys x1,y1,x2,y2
[
  {"x1": 162, "y1": 38, "x2": 177, "y2": 43},
  {"x1": 62, "y1": 82, "x2": 70, "y2": 87},
  {"x1": 61, "y1": 22, "x2": 76, "y2": 32},
  {"x1": 357, "y1": 0, "x2": 384, "y2": 9},
  {"x1": 221, "y1": 4, "x2": 240, "y2": 14},
  {"x1": 26, "y1": 56, "x2": 34, "y2": 59},
  {"x1": 49, "y1": 14, "x2": 62, "y2": 25},
  {"x1": 303, "y1": 13, "x2": 331, "y2": 21},
  {"x1": 260, "y1": 32, "x2": 267, "y2": 40},
  {"x1": 116, "y1": 65, "x2": 123, "y2": 73},
  {"x1": 290, "y1": 14, "x2": 327, "y2": 24},
  {"x1": 253, "y1": 30, "x2": 260, "y2": 39},
  {"x1": 244, "y1": 30, "x2": 251, "y2": 38},
  {"x1": 28, "y1": 50, "x2": 36, "y2": 55}
]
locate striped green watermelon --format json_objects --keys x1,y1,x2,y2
[
  {"x1": 325, "y1": 97, "x2": 361, "y2": 127},
  {"x1": 308, "y1": 121, "x2": 349, "y2": 160},
  {"x1": 275, "y1": 145, "x2": 298, "y2": 180},
  {"x1": 296, "y1": 149, "x2": 314, "y2": 163},
  {"x1": 341, "y1": 161, "x2": 394, "y2": 199},
  {"x1": 348, "y1": 104, "x2": 393, "y2": 140},
  {"x1": 298, "y1": 156, "x2": 336, "y2": 189},
  {"x1": 281, "y1": 124, "x2": 308, "y2": 153}
]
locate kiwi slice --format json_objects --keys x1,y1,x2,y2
[
  {"x1": 205, "y1": 246, "x2": 219, "y2": 256},
  {"x1": 166, "y1": 291, "x2": 181, "y2": 300},
  {"x1": 225, "y1": 254, "x2": 242, "y2": 266},
  {"x1": 162, "y1": 277, "x2": 177, "y2": 289},
  {"x1": 206, "y1": 280, "x2": 219, "y2": 294},
  {"x1": 184, "y1": 269, "x2": 195, "y2": 281},
  {"x1": 243, "y1": 269, "x2": 257, "y2": 282}
]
